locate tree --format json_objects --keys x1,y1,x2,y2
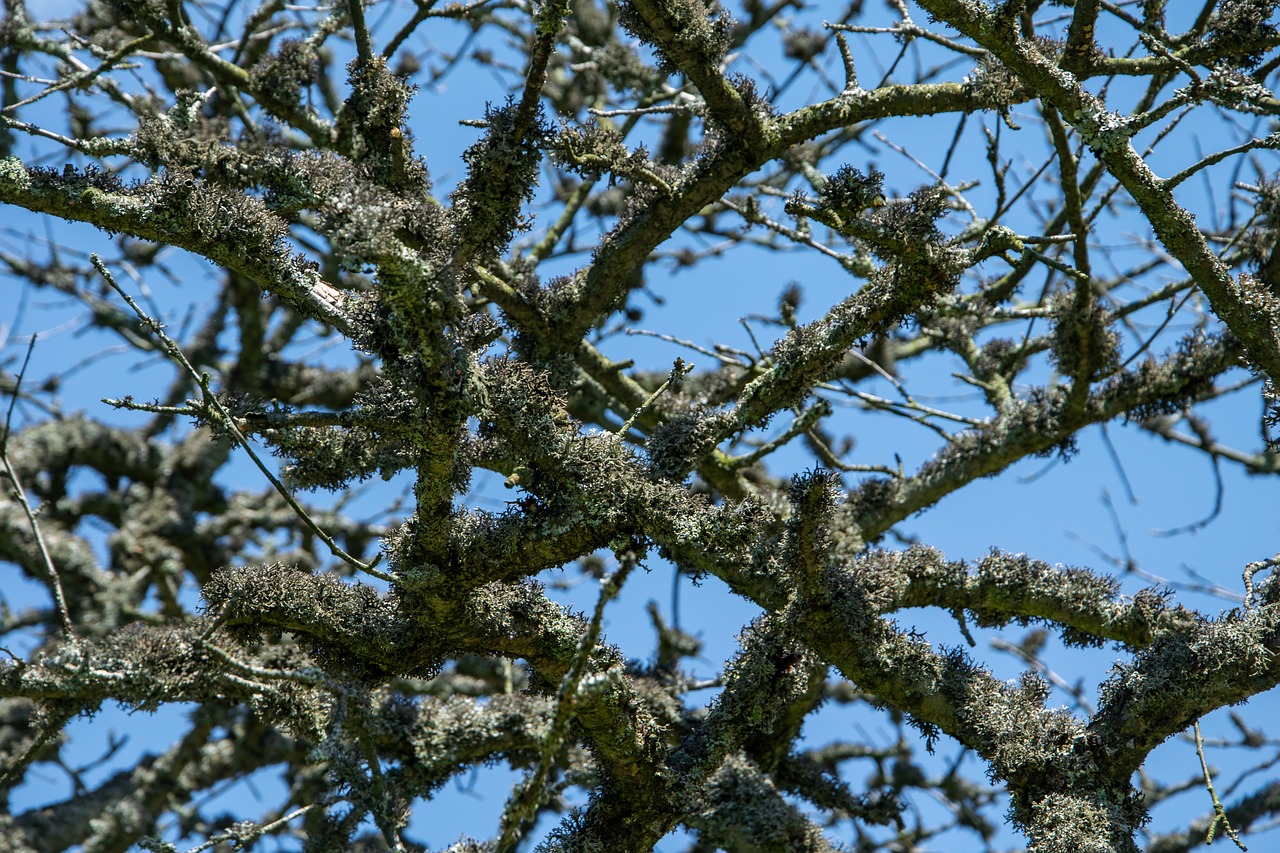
[{"x1": 1, "y1": 0, "x2": 1280, "y2": 850}]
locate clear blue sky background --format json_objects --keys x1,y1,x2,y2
[{"x1": 3, "y1": 1, "x2": 1278, "y2": 850}]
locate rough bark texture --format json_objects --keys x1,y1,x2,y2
[{"x1": 1, "y1": 1, "x2": 1279, "y2": 851}]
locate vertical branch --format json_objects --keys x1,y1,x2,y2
[
  {"x1": 835, "y1": 32, "x2": 860, "y2": 93},
  {"x1": 1063, "y1": 0, "x2": 1100, "y2": 73},
  {"x1": 452, "y1": 0, "x2": 566, "y2": 270},
  {"x1": 346, "y1": 0, "x2": 373, "y2": 68},
  {"x1": 0, "y1": 336, "x2": 76, "y2": 643},
  {"x1": 1043, "y1": 103, "x2": 1106, "y2": 408},
  {"x1": 516, "y1": 1, "x2": 567, "y2": 134},
  {"x1": 495, "y1": 558, "x2": 635, "y2": 852}
]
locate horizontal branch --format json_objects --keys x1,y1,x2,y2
[{"x1": 0, "y1": 159, "x2": 352, "y2": 335}]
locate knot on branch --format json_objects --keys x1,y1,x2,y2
[
  {"x1": 646, "y1": 409, "x2": 733, "y2": 483},
  {"x1": 782, "y1": 468, "x2": 842, "y2": 580}
]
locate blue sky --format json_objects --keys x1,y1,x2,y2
[{"x1": 3, "y1": 1, "x2": 1279, "y2": 850}]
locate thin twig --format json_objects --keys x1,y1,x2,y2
[
  {"x1": 825, "y1": 20, "x2": 987, "y2": 58},
  {"x1": 729, "y1": 399, "x2": 831, "y2": 468},
  {"x1": 626, "y1": 328, "x2": 745, "y2": 365},
  {"x1": 619, "y1": 358, "x2": 694, "y2": 437},
  {"x1": 589, "y1": 102, "x2": 694, "y2": 117},
  {"x1": 1243, "y1": 553, "x2": 1279, "y2": 610},
  {"x1": 92, "y1": 256, "x2": 390, "y2": 581},
  {"x1": 0, "y1": 336, "x2": 76, "y2": 642},
  {"x1": 1, "y1": 33, "x2": 153, "y2": 113},
  {"x1": 1195, "y1": 720, "x2": 1247, "y2": 850},
  {"x1": 804, "y1": 428, "x2": 899, "y2": 476},
  {"x1": 1166, "y1": 133, "x2": 1280, "y2": 191},
  {"x1": 0, "y1": 114, "x2": 128, "y2": 154},
  {"x1": 184, "y1": 804, "x2": 319, "y2": 853}
]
